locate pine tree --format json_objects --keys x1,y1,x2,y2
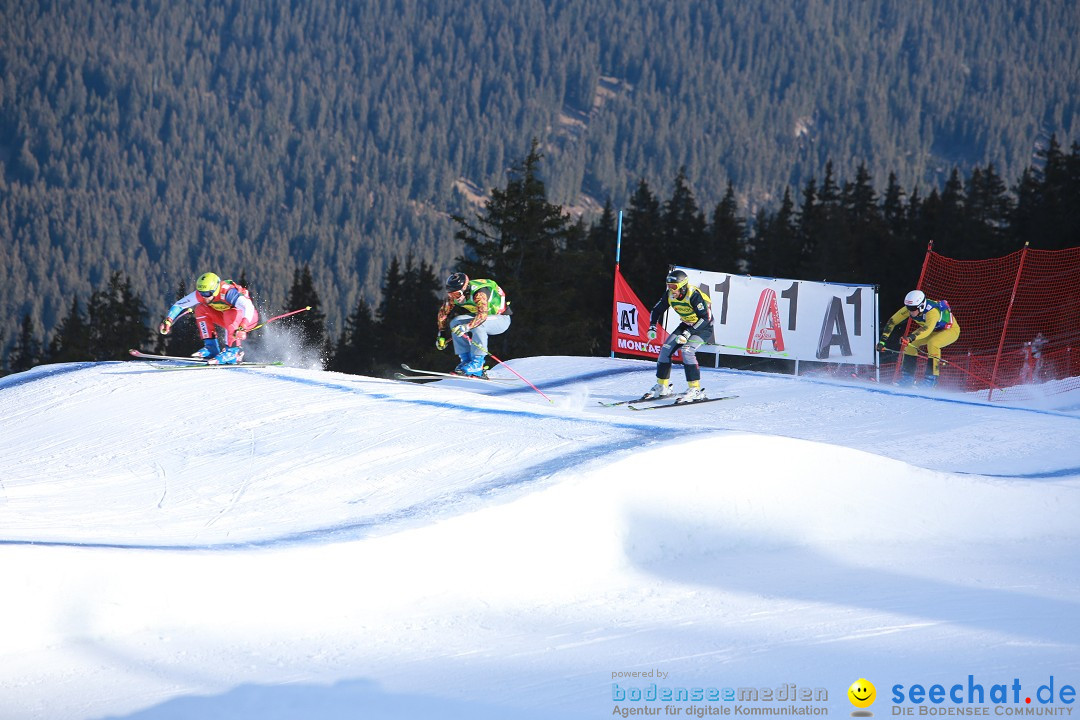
[
  {"x1": 796, "y1": 176, "x2": 824, "y2": 280},
  {"x1": 450, "y1": 139, "x2": 573, "y2": 357},
  {"x1": 47, "y1": 296, "x2": 91, "y2": 363},
  {"x1": 908, "y1": 186, "x2": 941, "y2": 256},
  {"x1": 375, "y1": 255, "x2": 443, "y2": 369},
  {"x1": 663, "y1": 167, "x2": 708, "y2": 269},
  {"x1": 840, "y1": 163, "x2": 881, "y2": 281},
  {"x1": 707, "y1": 181, "x2": 746, "y2": 274},
  {"x1": 86, "y1": 273, "x2": 151, "y2": 361},
  {"x1": 1010, "y1": 167, "x2": 1042, "y2": 248},
  {"x1": 575, "y1": 201, "x2": 619, "y2": 355},
  {"x1": 935, "y1": 168, "x2": 971, "y2": 257},
  {"x1": 964, "y1": 163, "x2": 1013, "y2": 257},
  {"x1": 10, "y1": 314, "x2": 42, "y2": 372},
  {"x1": 881, "y1": 172, "x2": 908, "y2": 236},
  {"x1": 813, "y1": 160, "x2": 847, "y2": 281},
  {"x1": 283, "y1": 265, "x2": 327, "y2": 351},
  {"x1": 621, "y1": 178, "x2": 665, "y2": 299},
  {"x1": 1024, "y1": 136, "x2": 1080, "y2": 250},
  {"x1": 877, "y1": 173, "x2": 920, "y2": 312},
  {"x1": 749, "y1": 187, "x2": 798, "y2": 279},
  {"x1": 329, "y1": 294, "x2": 378, "y2": 375},
  {"x1": 557, "y1": 216, "x2": 610, "y2": 356},
  {"x1": 404, "y1": 258, "x2": 446, "y2": 367},
  {"x1": 375, "y1": 256, "x2": 407, "y2": 364}
]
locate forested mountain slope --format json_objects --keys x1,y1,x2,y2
[{"x1": 0, "y1": 0, "x2": 1076, "y2": 350}]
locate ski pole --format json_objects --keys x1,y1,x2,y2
[
  {"x1": 716, "y1": 343, "x2": 790, "y2": 357},
  {"x1": 879, "y1": 346, "x2": 1003, "y2": 390},
  {"x1": 247, "y1": 306, "x2": 311, "y2": 333},
  {"x1": 460, "y1": 333, "x2": 552, "y2": 403}
]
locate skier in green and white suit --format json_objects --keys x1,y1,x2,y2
[{"x1": 435, "y1": 272, "x2": 511, "y2": 377}]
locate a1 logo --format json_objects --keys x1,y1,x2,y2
[{"x1": 617, "y1": 302, "x2": 639, "y2": 336}]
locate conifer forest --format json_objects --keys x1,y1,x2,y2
[{"x1": 1, "y1": 0, "x2": 1077, "y2": 375}]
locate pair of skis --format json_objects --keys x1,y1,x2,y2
[
  {"x1": 598, "y1": 392, "x2": 738, "y2": 411},
  {"x1": 394, "y1": 364, "x2": 518, "y2": 385},
  {"x1": 397, "y1": 363, "x2": 736, "y2": 408},
  {"x1": 128, "y1": 349, "x2": 282, "y2": 370}
]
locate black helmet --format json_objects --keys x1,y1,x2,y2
[
  {"x1": 665, "y1": 270, "x2": 689, "y2": 291},
  {"x1": 445, "y1": 272, "x2": 469, "y2": 293}
]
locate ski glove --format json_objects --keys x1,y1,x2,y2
[
  {"x1": 159, "y1": 318, "x2": 172, "y2": 335},
  {"x1": 904, "y1": 332, "x2": 918, "y2": 345},
  {"x1": 234, "y1": 327, "x2": 248, "y2": 342},
  {"x1": 452, "y1": 324, "x2": 471, "y2": 337},
  {"x1": 435, "y1": 336, "x2": 448, "y2": 351},
  {"x1": 647, "y1": 325, "x2": 657, "y2": 340},
  {"x1": 674, "y1": 329, "x2": 691, "y2": 345}
]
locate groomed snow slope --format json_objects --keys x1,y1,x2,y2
[{"x1": 1, "y1": 357, "x2": 1078, "y2": 720}]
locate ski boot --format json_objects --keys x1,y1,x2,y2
[
  {"x1": 461, "y1": 356, "x2": 487, "y2": 378},
  {"x1": 192, "y1": 338, "x2": 220, "y2": 360},
  {"x1": 452, "y1": 355, "x2": 471, "y2": 375},
  {"x1": 920, "y1": 356, "x2": 939, "y2": 389},
  {"x1": 641, "y1": 381, "x2": 673, "y2": 400},
  {"x1": 214, "y1": 346, "x2": 244, "y2": 365},
  {"x1": 677, "y1": 385, "x2": 707, "y2": 403},
  {"x1": 897, "y1": 354, "x2": 917, "y2": 387}
]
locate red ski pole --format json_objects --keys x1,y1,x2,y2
[
  {"x1": 248, "y1": 306, "x2": 311, "y2": 333},
  {"x1": 462, "y1": 334, "x2": 552, "y2": 403},
  {"x1": 882, "y1": 345, "x2": 1003, "y2": 391}
]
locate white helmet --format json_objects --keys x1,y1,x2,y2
[{"x1": 904, "y1": 290, "x2": 926, "y2": 313}]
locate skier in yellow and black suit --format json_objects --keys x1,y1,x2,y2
[
  {"x1": 877, "y1": 289, "x2": 960, "y2": 388},
  {"x1": 642, "y1": 269, "x2": 713, "y2": 403}
]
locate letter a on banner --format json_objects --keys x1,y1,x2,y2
[
  {"x1": 746, "y1": 288, "x2": 786, "y2": 354},
  {"x1": 815, "y1": 296, "x2": 853, "y2": 359}
]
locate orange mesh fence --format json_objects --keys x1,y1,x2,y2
[{"x1": 910, "y1": 244, "x2": 1080, "y2": 399}]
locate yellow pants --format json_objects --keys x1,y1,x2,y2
[{"x1": 903, "y1": 324, "x2": 960, "y2": 376}]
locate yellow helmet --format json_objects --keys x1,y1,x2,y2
[{"x1": 196, "y1": 272, "x2": 221, "y2": 298}]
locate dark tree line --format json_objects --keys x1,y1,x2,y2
[
  {"x1": 3, "y1": 138, "x2": 1078, "y2": 378},
  {"x1": 3, "y1": 0, "x2": 1078, "y2": 359}
]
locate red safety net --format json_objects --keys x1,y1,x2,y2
[{"x1": 901, "y1": 244, "x2": 1080, "y2": 400}]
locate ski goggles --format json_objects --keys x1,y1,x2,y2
[{"x1": 199, "y1": 289, "x2": 216, "y2": 298}]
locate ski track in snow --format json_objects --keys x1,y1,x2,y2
[
  {"x1": 1, "y1": 359, "x2": 1078, "y2": 551},
  {"x1": 0, "y1": 362, "x2": 693, "y2": 550},
  {"x1": 1, "y1": 356, "x2": 1079, "y2": 720}
]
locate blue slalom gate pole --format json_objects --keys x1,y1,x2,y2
[
  {"x1": 615, "y1": 209, "x2": 623, "y2": 264},
  {"x1": 611, "y1": 210, "x2": 623, "y2": 358}
]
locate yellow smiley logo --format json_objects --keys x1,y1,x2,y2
[{"x1": 848, "y1": 679, "x2": 876, "y2": 708}]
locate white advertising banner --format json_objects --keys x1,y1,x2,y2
[{"x1": 665, "y1": 266, "x2": 878, "y2": 365}]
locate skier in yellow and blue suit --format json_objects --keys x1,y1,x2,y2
[
  {"x1": 643, "y1": 269, "x2": 713, "y2": 403},
  {"x1": 877, "y1": 289, "x2": 960, "y2": 388}
]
